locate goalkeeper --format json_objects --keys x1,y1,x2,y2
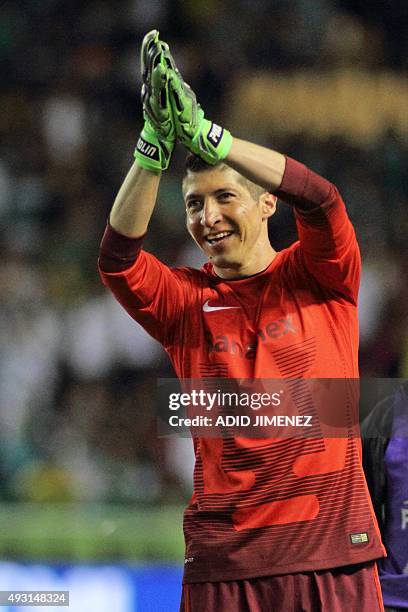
[{"x1": 99, "y1": 31, "x2": 385, "y2": 611}]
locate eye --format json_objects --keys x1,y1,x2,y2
[
  {"x1": 186, "y1": 199, "x2": 202, "y2": 212},
  {"x1": 218, "y1": 192, "x2": 235, "y2": 201}
]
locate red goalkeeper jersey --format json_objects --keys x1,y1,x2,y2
[{"x1": 99, "y1": 157, "x2": 385, "y2": 582}]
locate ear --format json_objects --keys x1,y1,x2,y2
[{"x1": 259, "y1": 192, "x2": 277, "y2": 220}]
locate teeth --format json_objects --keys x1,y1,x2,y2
[{"x1": 207, "y1": 231, "x2": 232, "y2": 243}]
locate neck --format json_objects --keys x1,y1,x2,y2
[{"x1": 213, "y1": 243, "x2": 277, "y2": 279}]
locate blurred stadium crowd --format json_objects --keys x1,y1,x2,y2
[{"x1": 1, "y1": 0, "x2": 407, "y2": 505}]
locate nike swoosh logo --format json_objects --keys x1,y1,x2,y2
[{"x1": 203, "y1": 299, "x2": 240, "y2": 313}]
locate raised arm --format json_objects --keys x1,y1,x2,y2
[
  {"x1": 108, "y1": 30, "x2": 175, "y2": 238},
  {"x1": 165, "y1": 46, "x2": 328, "y2": 207},
  {"x1": 109, "y1": 163, "x2": 161, "y2": 237},
  {"x1": 98, "y1": 31, "x2": 193, "y2": 343},
  {"x1": 226, "y1": 138, "x2": 286, "y2": 194}
]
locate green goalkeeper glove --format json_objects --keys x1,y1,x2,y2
[
  {"x1": 134, "y1": 30, "x2": 175, "y2": 172},
  {"x1": 164, "y1": 51, "x2": 232, "y2": 165}
]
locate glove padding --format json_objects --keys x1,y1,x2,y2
[
  {"x1": 167, "y1": 60, "x2": 232, "y2": 165},
  {"x1": 135, "y1": 30, "x2": 175, "y2": 172}
]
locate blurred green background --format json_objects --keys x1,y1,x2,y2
[{"x1": 0, "y1": 504, "x2": 183, "y2": 561}]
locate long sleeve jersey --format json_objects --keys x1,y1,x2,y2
[{"x1": 99, "y1": 157, "x2": 385, "y2": 582}]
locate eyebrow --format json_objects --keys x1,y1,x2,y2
[
  {"x1": 185, "y1": 192, "x2": 202, "y2": 202},
  {"x1": 185, "y1": 187, "x2": 238, "y2": 202}
]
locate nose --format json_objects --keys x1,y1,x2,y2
[{"x1": 200, "y1": 198, "x2": 222, "y2": 228}]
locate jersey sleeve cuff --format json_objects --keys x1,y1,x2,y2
[
  {"x1": 98, "y1": 223, "x2": 146, "y2": 272},
  {"x1": 275, "y1": 156, "x2": 334, "y2": 210}
]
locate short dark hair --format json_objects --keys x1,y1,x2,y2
[
  {"x1": 184, "y1": 153, "x2": 212, "y2": 173},
  {"x1": 183, "y1": 153, "x2": 266, "y2": 201}
]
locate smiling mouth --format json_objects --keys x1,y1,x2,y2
[{"x1": 205, "y1": 231, "x2": 234, "y2": 246}]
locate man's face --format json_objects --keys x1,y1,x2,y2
[{"x1": 183, "y1": 166, "x2": 274, "y2": 272}]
